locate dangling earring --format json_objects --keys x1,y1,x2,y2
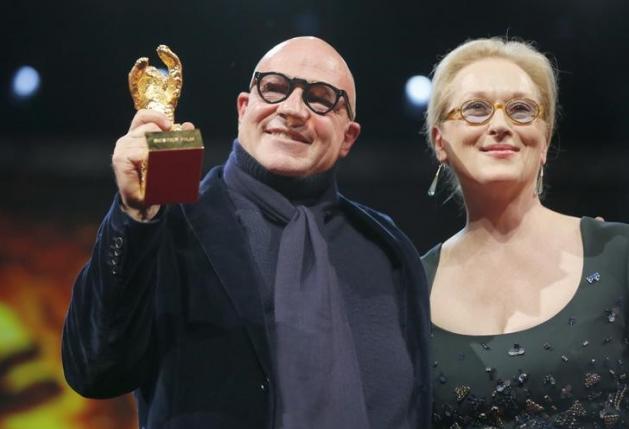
[
  {"x1": 535, "y1": 166, "x2": 544, "y2": 196},
  {"x1": 427, "y1": 163, "x2": 444, "y2": 197}
]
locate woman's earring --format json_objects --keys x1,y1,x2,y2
[
  {"x1": 427, "y1": 163, "x2": 444, "y2": 197},
  {"x1": 535, "y1": 166, "x2": 544, "y2": 196}
]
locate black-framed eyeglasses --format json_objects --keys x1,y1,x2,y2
[
  {"x1": 445, "y1": 98, "x2": 544, "y2": 125},
  {"x1": 252, "y1": 71, "x2": 354, "y2": 120}
]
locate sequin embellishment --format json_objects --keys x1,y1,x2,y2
[{"x1": 586, "y1": 272, "x2": 601, "y2": 284}]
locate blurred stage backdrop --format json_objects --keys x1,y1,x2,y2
[{"x1": 2, "y1": 0, "x2": 628, "y2": 427}]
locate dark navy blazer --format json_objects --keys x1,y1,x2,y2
[{"x1": 62, "y1": 166, "x2": 431, "y2": 429}]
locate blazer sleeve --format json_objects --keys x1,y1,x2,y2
[{"x1": 61, "y1": 196, "x2": 167, "y2": 398}]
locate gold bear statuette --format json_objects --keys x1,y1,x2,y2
[{"x1": 128, "y1": 45, "x2": 183, "y2": 125}]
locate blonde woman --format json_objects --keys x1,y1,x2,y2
[{"x1": 423, "y1": 38, "x2": 629, "y2": 428}]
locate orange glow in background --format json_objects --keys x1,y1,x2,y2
[{"x1": 0, "y1": 215, "x2": 136, "y2": 429}]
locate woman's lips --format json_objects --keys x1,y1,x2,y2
[
  {"x1": 481, "y1": 144, "x2": 519, "y2": 157},
  {"x1": 481, "y1": 144, "x2": 519, "y2": 152}
]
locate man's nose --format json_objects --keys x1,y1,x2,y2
[{"x1": 276, "y1": 88, "x2": 309, "y2": 122}]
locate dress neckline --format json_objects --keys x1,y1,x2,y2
[{"x1": 428, "y1": 217, "x2": 589, "y2": 338}]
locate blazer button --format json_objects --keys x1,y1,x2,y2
[
  {"x1": 259, "y1": 383, "x2": 267, "y2": 392},
  {"x1": 113, "y1": 236, "x2": 124, "y2": 249}
]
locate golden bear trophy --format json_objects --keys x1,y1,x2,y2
[{"x1": 128, "y1": 45, "x2": 204, "y2": 205}]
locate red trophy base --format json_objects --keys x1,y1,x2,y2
[{"x1": 143, "y1": 129, "x2": 204, "y2": 205}]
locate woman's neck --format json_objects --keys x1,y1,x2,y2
[{"x1": 459, "y1": 181, "x2": 548, "y2": 241}]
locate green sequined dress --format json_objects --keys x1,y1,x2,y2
[{"x1": 422, "y1": 217, "x2": 629, "y2": 428}]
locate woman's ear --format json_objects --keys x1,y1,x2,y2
[{"x1": 432, "y1": 126, "x2": 448, "y2": 163}]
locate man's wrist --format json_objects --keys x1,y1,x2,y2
[{"x1": 119, "y1": 199, "x2": 161, "y2": 223}]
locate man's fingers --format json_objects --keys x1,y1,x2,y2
[
  {"x1": 128, "y1": 122, "x2": 164, "y2": 138},
  {"x1": 113, "y1": 142, "x2": 148, "y2": 169},
  {"x1": 181, "y1": 122, "x2": 195, "y2": 131},
  {"x1": 129, "y1": 109, "x2": 172, "y2": 132}
]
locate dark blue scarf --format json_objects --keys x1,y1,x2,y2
[{"x1": 223, "y1": 143, "x2": 370, "y2": 429}]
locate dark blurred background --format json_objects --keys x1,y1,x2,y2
[
  {"x1": 4, "y1": 0, "x2": 629, "y2": 243},
  {"x1": 2, "y1": 0, "x2": 628, "y2": 426}
]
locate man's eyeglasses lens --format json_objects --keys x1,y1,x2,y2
[
  {"x1": 256, "y1": 73, "x2": 344, "y2": 116},
  {"x1": 461, "y1": 99, "x2": 539, "y2": 124}
]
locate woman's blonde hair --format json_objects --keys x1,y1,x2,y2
[{"x1": 425, "y1": 37, "x2": 558, "y2": 150}]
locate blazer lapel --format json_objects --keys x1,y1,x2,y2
[
  {"x1": 338, "y1": 196, "x2": 404, "y2": 267},
  {"x1": 340, "y1": 195, "x2": 431, "y2": 409},
  {"x1": 181, "y1": 166, "x2": 272, "y2": 376}
]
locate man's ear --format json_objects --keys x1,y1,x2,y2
[
  {"x1": 339, "y1": 121, "x2": 361, "y2": 158},
  {"x1": 236, "y1": 92, "x2": 250, "y2": 122},
  {"x1": 432, "y1": 126, "x2": 448, "y2": 163}
]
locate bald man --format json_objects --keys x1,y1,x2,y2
[{"x1": 62, "y1": 37, "x2": 431, "y2": 429}]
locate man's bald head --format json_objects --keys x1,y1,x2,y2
[
  {"x1": 236, "y1": 36, "x2": 361, "y2": 177},
  {"x1": 252, "y1": 36, "x2": 357, "y2": 118}
]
